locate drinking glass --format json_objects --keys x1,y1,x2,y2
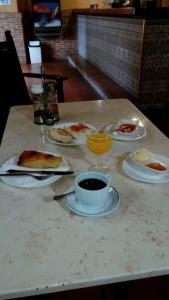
[{"x1": 86, "y1": 130, "x2": 112, "y2": 172}]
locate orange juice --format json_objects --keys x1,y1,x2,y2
[{"x1": 87, "y1": 132, "x2": 112, "y2": 155}]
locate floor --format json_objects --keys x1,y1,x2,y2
[
  {"x1": 22, "y1": 60, "x2": 169, "y2": 138},
  {"x1": 8, "y1": 60, "x2": 169, "y2": 300},
  {"x1": 68, "y1": 54, "x2": 132, "y2": 100},
  {"x1": 22, "y1": 61, "x2": 100, "y2": 102}
]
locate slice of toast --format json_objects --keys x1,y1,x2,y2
[{"x1": 48, "y1": 127, "x2": 74, "y2": 144}]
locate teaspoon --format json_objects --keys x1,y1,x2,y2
[
  {"x1": 53, "y1": 190, "x2": 74, "y2": 201},
  {"x1": 53, "y1": 185, "x2": 115, "y2": 201}
]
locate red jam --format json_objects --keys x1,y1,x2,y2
[
  {"x1": 117, "y1": 123, "x2": 136, "y2": 133},
  {"x1": 70, "y1": 123, "x2": 88, "y2": 132}
]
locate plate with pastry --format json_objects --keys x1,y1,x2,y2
[
  {"x1": 46, "y1": 122, "x2": 97, "y2": 145},
  {"x1": 0, "y1": 150, "x2": 70, "y2": 188}
]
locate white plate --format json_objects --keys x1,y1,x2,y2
[
  {"x1": 46, "y1": 122, "x2": 97, "y2": 146},
  {"x1": 127, "y1": 149, "x2": 169, "y2": 176},
  {"x1": 0, "y1": 151, "x2": 70, "y2": 188},
  {"x1": 105, "y1": 124, "x2": 146, "y2": 141},
  {"x1": 65, "y1": 186, "x2": 120, "y2": 217},
  {"x1": 122, "y1": 160, "x2": 169, "y2": 184}
]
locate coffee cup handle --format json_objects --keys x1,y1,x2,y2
[{"x1": 105, "y1": 174, "x2": 112, "y2": 186}]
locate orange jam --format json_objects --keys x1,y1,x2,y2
[{"x1": 145, "y1": 162, "x2": 167, "y2": 171}]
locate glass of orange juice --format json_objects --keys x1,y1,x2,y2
[{"x1": 86, "y1": 130, "x2": 112, "y2": 171}]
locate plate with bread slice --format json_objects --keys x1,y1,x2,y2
[
  {"x1": 0, "y1": 150, "x2": 70, "y2": 188},
  {"x1": 46, "y1": 122, "x2": 97, "y2": 145}
]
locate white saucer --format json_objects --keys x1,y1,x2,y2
[
  {"x1": 122, "y1": 160, "x2": 169, "y2": 184},
  {"x1": 106, "y1": 125, "x2": 146, "y2": 141},
  {"x1": 65, "y1": 186, "x2": 120, "y2": 217}
]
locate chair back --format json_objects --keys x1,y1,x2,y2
[
  {"x1": 1, "y1": 31, "x2": 31, "y2": 106},
  {"x1": 0, "y1": 31, "x2": 31, "y2": 143},
  {"x1": 0, "y1": 31, "x2": 68, "y2": 143}
]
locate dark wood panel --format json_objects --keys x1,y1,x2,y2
[
  {"x1": 17, "y1": 0, "x2": 32, "y2": 13},
  {"x1": 17, "y1": 0, "x2": 34, "y2": 62}
]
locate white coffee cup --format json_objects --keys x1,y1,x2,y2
[{"x1": 74, "y1": 171, "x2": 111, "y2": 210}]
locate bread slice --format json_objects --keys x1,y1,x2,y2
[
  {"x1": 18, "y1": 150, "x2": 64, "y2": 169},
  {"x1": 48, "y1": 127, "x2": 74, "y2": 144}
]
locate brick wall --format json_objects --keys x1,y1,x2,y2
[
  {"x1": 0, "y1": 10, "x2": 77, "y2": 64},
  {"x1": 0, "y1": 12, "x2": 26, "y2": 64},
  {"x1": 39, "y1": 10, "x2": 77, "y2": 61}
]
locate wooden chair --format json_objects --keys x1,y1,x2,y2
[{"x1": 0, "y1": 30, "x2": 68, "y2": 143}]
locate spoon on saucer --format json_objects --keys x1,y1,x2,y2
[
  {"x1": 53, "y1": 185, "x2": 116, "y2": 201},
  {"x1": 53, "y1": 190, "x2": 74, "y2": 201}
]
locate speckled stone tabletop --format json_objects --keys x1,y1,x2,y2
[{"x1": 0, "y1": 99, "x2": 169, "y2": 299}]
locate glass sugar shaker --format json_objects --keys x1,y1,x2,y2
[{"x1": 31, "y1": 83, "x2": 44, "y2": 125}]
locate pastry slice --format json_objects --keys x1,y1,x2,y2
[{"x1": 18, "y1": 150, "x2": 64, "y2": 168}]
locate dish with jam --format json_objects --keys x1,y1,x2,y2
[
  {"x1": 127, "y1": 148, "x2": 169, "y2": 176},
  {"x1": 122, "y1": 160, "x2": 169, "y2": 184},
  {"x1": 105, "y1": 118, "x2": 146, "y2": 141},
  {"x1": 116, "y1": 123, "x2": 137, "y2": 134}
]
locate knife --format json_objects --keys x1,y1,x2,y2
[{"x1": 0, "y1": 170, "x2": 74, "y2": 176}]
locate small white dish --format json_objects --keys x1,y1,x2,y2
[
  {"x1": 114, "y1": 118, "x2": 139, "y2": 135},
  {"x1": 105, "y1": 120, "x2": 146, "y2": 141},
  {"x1": 0, "y1": 151, "x2": 70, "y2": 188},
  {"x1": 122, "y1": 160, "x2": 169, "y2": 184},
  {"x1": 127, "y1": 149, "x2": 169, "y2": 176},
  {"x1": 65, "y1": 186, "x2": 120, "y2": 217},
  {"x1": 46, "y1": 122, "x2": 97, "y2": 146}
]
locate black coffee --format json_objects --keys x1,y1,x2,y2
[{"x1": 78, "y1": 178, "x2": 107, "y2": 191}]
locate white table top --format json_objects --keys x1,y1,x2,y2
[{"x1": 1, "y1": 99, "x2": 169, "y2": 300}]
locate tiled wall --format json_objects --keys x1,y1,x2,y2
[
  {"x1": 77, "y1": 15, "x2": 169, "y2": 108},
  {"x1": 139, "y1": 21, "x2": 169, "y2": 108},
  {"x1": 77, "y1": 15, "x2": 144, "y2": 99},
  {"x1": 0, "y1": 12, "x2": 26, "y2": 63}
]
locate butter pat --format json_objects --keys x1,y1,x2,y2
[{"x1": 130, "y1": 148, "x2": 150, "y2": 163}]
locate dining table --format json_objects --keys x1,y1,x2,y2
[{"x1": 0, "y1": 99, "x2": 169, "y2": 300}]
